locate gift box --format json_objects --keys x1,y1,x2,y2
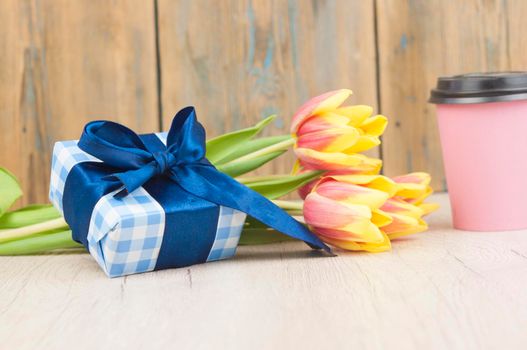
[
  {"x1": 49, "y1": 107, "x2": 329, "y2": 277},
  {"x1": 50, "y1": 135, "x2": 246, "y2": 277}
]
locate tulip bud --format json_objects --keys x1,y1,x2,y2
[
  {"x1": 303, "y1": 177, "x2": 393, "y2": 252},
  {"x1": 291, "y1": 89, "x2": 387, "y2": 171}
]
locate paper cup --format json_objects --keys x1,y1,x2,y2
[{"x1": 430, "y1": 72, "x2": 527, "y2": 231}]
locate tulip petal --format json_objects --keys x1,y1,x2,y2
[
  {"x1": 334, "y1": 105, "x2": 373, "y2": 126},
  {"x1": 295, "y1": 167, "x2": 321, "y2": 199},
  {"x1": 380, "y1": 198, "x2": 424, "y2": 219},
  {"x1": 393, "y1": 172, "x2": 431, "y2": 186},
  {"x1": 320, "y1": 161, "x2": 383, "y2": 176},
  {"x1": 304, "y1": 192, "x2": 369, "y2": 226},
  {"x1": 396, "y1": 184, "x2": 430, "y2": 200},
  {"x1": 393, "y1": 172, "x2": 432, "y2": 199},
  {"x1": 296, "y1": 127, "x2": 360, "y2": 153},
  {"x1": 345, "y1": 135, "x2": 381, "y2": 153},
  {"x1": 304, "y1": 192, "x2": 371, "y2": 228},
  {"x1": 328, "y1": 174, "x2": 398, "y2": 197},
  {"x1": 320, "y1": 231, "x2": 391, "y2": 252},
  {"x1": 291, "y1": 89, "x2": 352, "y2": 133},
  {"x1": 292, "y1": 160, "x2": 302, "y2": 175},
  {"x1": 314, "y1": 179, "x2": 390, "y2": 209},
  {"x1": 382, "y1": 213, "x2": 428, "y2": 238},
  {"x1": 296, "y1": 113, "x2": 350, "y2": 135},
  {"x1": 298, "y1": 179, "x2": 317, "y2": 199},
  {"x1": 406, "y1": 186, "x2": 434, "y2": 205},
  {"x1": 371, "y1": 209, "x2": 393, "y2": 228},
  {"x1": 312, "y1": 225, "x2": 384, "y2": 243},
  {"x1": 295, "y1": 148, "x2": 362, "y2": 169},
  {"x1": 304, "y1": 193, "x2": 385, "y2": 243},
  {"x1": 418, "y1": 202, "x2": 440, "y2": 216},
  {"x1": 295, "y1": 148, "x2": 382, "y2": 171},
  {"x1": 360, "y1": 115, "x2": 388, "y2": 136}
]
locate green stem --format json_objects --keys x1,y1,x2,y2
[
  {"x1": 0, "y1": 217, "x2": 69, "y2": 243},
  {"x1": 0, "y1": 205, "x2": 61, "y2": 229},
  {"x1": 285, "y1": 210, "x2": 304, "y2": 216},
  {"x1": 237, "y1": 174, "x2": 291, "y2": 184},
  {"x1": 223, "y1": 136, "x2": 294, "y2": 167},
  {"x1": 272, "y1": 199, "x2": 304, "y2": 211},
  {"x1": 0, "y1": 230, "x2": 83, "y2": 255},
  {"x1": 239, "y1": 228, "x2": 295, "y2": 245}
]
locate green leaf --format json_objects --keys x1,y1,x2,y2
[
  {"x1": 0, "y1": 168, "x2": 23, "y2": 217},
  {"x1": 243, "y1": 215, "x2": 268, "y2": 229},
  {"x1": 206, "y1": 115, "x2": 276, "y2": 164},
  {"x1": 216, "y1": 150, "x2": 286, "y2": 178},
  {"x1": 239, "y1": 228, "x2": 294, "y2": 245},
  {"x1": 244, "y1": 170, "x2": 323, "y2": 199},
  {"x1": 0, "y1": 217, "x2": 69, "y2": 244},
  {"x1": 216, "y1": 135, "x2": 291, "y2": 165},
  {"x1": 239, "y1": 213, "x2": 303, "y2": 245},
  {"x1": 0, "y1": 229, "x2": 83, "y2": 255},
  {"x1": 0, "y1": 204, "x2": 61, "y2": 229}
]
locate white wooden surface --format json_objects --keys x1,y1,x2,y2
[{"x1": 1, "y1": 193, "x2": 527, "y2": 350}]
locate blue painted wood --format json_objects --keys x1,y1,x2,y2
[{"x1": 157, "y1": 0, "x2": 378, "y2": 177}]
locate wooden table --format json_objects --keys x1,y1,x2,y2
[{"x1": 1, "y1": 193, "x2": 527, "y2": 349}]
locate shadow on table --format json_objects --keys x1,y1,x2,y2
[{"x1": 234, "y1": 242, "x2": 331, "y2": 263}]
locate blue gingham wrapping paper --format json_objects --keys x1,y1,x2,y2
[{"x1": 49, "y1": 133, "x2": 247, "y2": 277}]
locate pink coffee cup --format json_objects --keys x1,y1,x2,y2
[{"x1": 430, "y1": 72, "x2": 527, "y2": 231}]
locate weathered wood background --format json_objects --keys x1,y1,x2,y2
[{"x1": 1, "y1": 0, "x2": 525, "y2": 204}]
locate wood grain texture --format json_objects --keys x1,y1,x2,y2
[
  {"x1": 505, "y1": 0, "x2": 527, "y2": 67},
  {"x1": 1, "y1": 193, "x2": 527, "y2": 349},
  {"x1": 0, "y1": 0, "x2": 159, "y2": 205},
  {"x1": 2, "y1": 0, "x2": 527, "y2": 199},
  {"x1": 157, "y1": 0, "x2": 378, "y2": 175},
  {"x1": 376, "y1": 0, "x2": 527, "y2": 191}
]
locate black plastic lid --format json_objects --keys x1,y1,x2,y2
[{"x1": 429, "y1": 72, "x2": 527, "y2": 104}]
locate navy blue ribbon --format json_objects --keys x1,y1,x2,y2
[{"x1": 76, "y1": 107, "x2": 330, "y2": 254}]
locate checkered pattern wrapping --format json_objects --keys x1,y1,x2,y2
[
  {"x1": 49, "y1": 140, "x2": 100, "y2": 214},
  {"x1": 207, "y1": 206, "x2": 247, "y2": 261},
  {"x1": 49, "y1": 135, "x2": 247, "y2": 277},
  {"x1": 87, "y1": 188, "x2": 166, "y2": 277}
]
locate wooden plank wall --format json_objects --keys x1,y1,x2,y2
[
  {"x1": 0, "y1": 0, "x2": 159, "y2": 205},
  {"x1": 157, "y1": 0, "x2": 377, "y2": 176},
  {"x1": 1, "y1": 0, "x2": 525, "y2": 204},
  {"x1": 377, "y1": 0, "x2": 527, "y2": 190}
]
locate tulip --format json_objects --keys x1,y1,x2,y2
[
  {"x1": 378, "y1": 198, "x2": 429, "y2": 239},
  {"x1": 291, "y1": 89, "x2": 387, "y2": 171},
  {"x1": 291, "y1": 89, "x2": 438, "y2": 252},
  {"x1": 303, "y1": 176, "x2": 395, "y2": 252},
  {"x1": 378, "y1": 172, "x2": 439, "y2": 239},
  {"x1": 392, "y1": 172, "x2": 433, "y2": 199},
  {"x1": 302, "y1": 172, "x2": 438, "y2": 251},
  {"x1": 392, "y1": 172, "x2": 439, "y2": 214}
]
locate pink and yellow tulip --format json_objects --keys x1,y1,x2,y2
[
  {"x1": 291, "y1": 89, "x2": 387, "y2": 171},
  {"x1": 292, "y1": 89, "x2": 437, "y2": 252},
  {"x1": 303, "y1": 175, "x2": 396, "y2": 252},
  {"x1": 302, "y1": 173, "x2": 438, "y2": 252},
  {"x1": 378, "y1": 173, "x2": 438, "y2": 239},
  {"x1": 378, "y1": 172, "x2": 439, "y2": 239},
  {"x1": 392, "y1": 172, "x2": 435, "y2": 207}
]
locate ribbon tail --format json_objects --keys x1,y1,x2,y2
[{"x1": 173, "y1": 166, "x2": 332, "y2": 253}]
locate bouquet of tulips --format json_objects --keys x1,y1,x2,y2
[
  {"x1": 0, "y1": 89, "x2": 436, "y2": 255},
  {"x1": 292, "y1": 89, "x2": 437, "y2": 251}
]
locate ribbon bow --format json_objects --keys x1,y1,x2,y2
[{"x1": 78, "y1": 107, "x2": 330, "y2": 253}]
